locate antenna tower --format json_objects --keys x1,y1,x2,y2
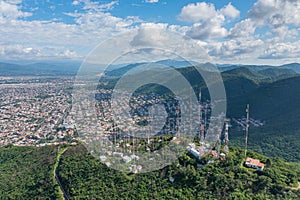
[{"x1": 245, "y1": 104, "x2": 249, "y2": 158}]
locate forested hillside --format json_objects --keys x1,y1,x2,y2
[
  {"x1": 57, "y1": 145, "x2": 300, "y2": 200},
  {"x1": 0, "y1": 145, "x2": 62, "y2": 199}
]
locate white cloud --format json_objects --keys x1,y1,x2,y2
[
  {"x1": 186, "y1": 16, "x2": 227, "y2": 40},
  {"x1": 130, "y1": 23, "x2": 169, "y2": 47},
  {"x1": 4, "y1": 0, "x2": 23, "y2": 4},
  {"x1": 0, "y1": 0, "x2": 32, "y2": 20},
  {"x1": 145, "y1": 0, "x2": 159, "y2": 3},
  {"x1": 244, "y1": 0, "x2": 300, "y2": 40},
  {"x1": 57, "y1": 49, "x2": 79, "y2": 59},
  {"x1": 179, "y1": 2, "x2": 239, "y2": 40},
  {"x1": 128, "y1": 23, "x2": 209, "y2": 63},
  {"x1": 0, "y1": 0, "x2": 299, "y2": 64},
  {"x1": 272, "y1": 25, "x2": 298, "y2": 40},
  {"x1": 209, "y1": 38, "x2": 264, "y2": 60},
  {"x1": 80, "y1": 0, "x2": 119, "y2": 11},
  {"x1": 260, "y1": 41, "x2": 300, "y2": 59},
  {"x1": 228, "y1": 19, "x2": 256, "y2": 38},
  {"x1": 178, "y1": 2, "x2": 239, "y2": 22},
  {"x1": 72, "y1": 0, "x2": 80, "y2": 6},
  {"x1": 248, "y1": 0, "x2": 300, "y2": 26},
  {"x1": 178, "y1": 2, "x2": 216, "y2": 22},
  {"x1": 0, "y1": 43, "x2": 80, "y2": 60},
  {"x1": 220, "y1": 3, "x2": 240, "y2": 19},
  {"x1": 0, "y1": 0, "x2": 137, "y2": 60}
]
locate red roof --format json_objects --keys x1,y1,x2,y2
[{"x1": 246, "y1": 157, "x2": 265, "y2": 168}]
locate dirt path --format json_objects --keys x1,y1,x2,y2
[
  {"x1": 289, "y1": 182, "x2": 300, "y2": 190},
  {"x1": 295, "y1": 182, "x2": 300, "y2": 190},
  {"x1": 54, "y1": 146, "x2": 70, "y2": 200}
]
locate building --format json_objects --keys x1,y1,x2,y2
[
  {"x1": 189, "y1": 148, "x2": 200, "y2": 159},
  {"x1": 245, "y1": 157, "x2": 265, "y2": 171}
]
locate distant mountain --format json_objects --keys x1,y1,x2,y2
[
  {"x1": 218, "y1": 63, "x2": 300, "y2": 73},
  {"x1": 223, "y1": 67, "x2": 266, "y2": 81},
  {"x1": 104, "y1": 62, "x2": 147, "y2": 77},
  {"x1": 1, "y1": 59, "x2": 299, "y2": 77},
  {"x1": 105, "y1": 59, "x2": 201, "y2": 77},
  {"x1": 280, "y1": 63, "x2": 300, "y2": 73},
  {"x1": 0, "y1": 61, "x2": 80, "y2": 76},
  {"x1": 258, "y1": 68, "x2": 297, "y2": 77},
  {"x1": 155, "y1": 59, "x2": 199, "y2": 68},
  {"x1": 222, "y1": 66, "x2": 298, "y2": 84}
]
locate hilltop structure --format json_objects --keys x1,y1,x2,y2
[{"x1": 245, "y1": 157, "x2": 265, "y2": 171}]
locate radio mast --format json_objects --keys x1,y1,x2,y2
[
  {"x1": 224, "y1": 119, "x2": 230, "y2": 154},
  {"x1": 245, "y1": 104, "x2": 249, "y2": 158}
]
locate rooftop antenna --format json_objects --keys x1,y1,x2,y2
[
  {"x1": 175, "y1": 106, "x2": 180, "y2": 137},
  {"x1": 189, "y1": 87, "x2": 192, "y2": 135},
  {"x1": 199, "y1": 90, "x2": 204, "y2": 142},
  {"x1": 224, "y1": 119, "x2": 230, "y2": 154},
  {"x1": 245, "y1": 104, "x2": 249, "y2": 158},
  {"x1": 204, "y1": 102, "x2": 208, "y2": 138}
]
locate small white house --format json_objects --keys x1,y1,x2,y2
[{"x1": 245, "y1": 157, "x2": 265, "y2": 171}]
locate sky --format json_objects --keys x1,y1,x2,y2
[{"x1": 0, "y1": 0, "x2": 299, "y2": 65}]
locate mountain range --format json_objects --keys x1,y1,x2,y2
[{"x1": 99, "y1": 61, "x2": 300, "y2": 162}]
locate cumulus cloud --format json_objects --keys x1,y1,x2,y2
[
  {"x1": 186, "y1": 16, "x2": 227, "y2": 40},
  {"x1": 83, "y1": 0, "x2": 119, "y2": 11},
  {"x1": 57, "y1": 49, "x2": 79, "y2": 59},
  {"x1": 178, "y1": 2, "x2": 217, "y2": 22},
  {"x1": 178, "y1": 2, "x2": 239, "y2": 40},
  {"x1": 0, "y1": 0, "x2": 141, "y2": 60},
  {"x1": 220, "y1": 3, "x2": 240, "y2": 19},
  {"x1": 0, "y1": 0, "x2": 299, "y2": 64},
  {"x1": 248, "y1": 0, "x2": 300, "y2": 26},
  {"x1": 0, "y1": 0, "x2": 32, "y2": 20},
  {"x1": 228, "y1": 19, "x2": 256, "y2": 38},
  {"x1": 259, "y1": 41, "x2": 300, "y2": 59},
  {"x1": 0, "y1": 45, "x2": 38, "y2": 59},
  {"x1": 209, "y1": 38, "x2": 264, "y2": 59},
  {"x1": 0, "y1": 43, "x2": 80, "y2": 60},
  {"x1": 130, "y1": 23, "x2": 169, "y2": 47},
  {"x1": 128, "y1": 23, "x2": 209, "y2": 63}
]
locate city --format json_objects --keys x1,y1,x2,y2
[{"x1": 0, "y1": 76, "x2": 74, "y2": 146}]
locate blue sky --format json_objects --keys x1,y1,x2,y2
[{"x1": 0, "y1": 0, "x2": 299, "y2": 64}]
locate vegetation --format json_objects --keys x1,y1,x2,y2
[
  {"x1": 228, "y1": 76, "x2": 300, "y2": 161},
  {"x1": 58, "y1": 145, "x2": 300, "y2": 200},
  {"x1": 0, "y1": 145, "x2": 61, "y2": 199}
]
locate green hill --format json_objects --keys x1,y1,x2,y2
[
  {"x1": 228, "y1": 76, "x2": 300, "y2": 161},
  {"x1": 223, "y1": 67, "x2": 267, "y2": 82},
  {"x1": 0, "y1": 145, "x2": 62, "y2": 199},
  {"x1": 258, "y1": 68, "x2": 297, "y2": 78},
  {"x1": 99, "y1": 65, "x2": 300, "y2": 162},
  {"x1": 2, "y1": 144, "x2": 297, "y2": 199},
  {"x1": 0, "y1": 145, "x2": 299, "y2": 199},
  {"x1": 57, "y1": 145, "x2": 300, "y2": 199}
]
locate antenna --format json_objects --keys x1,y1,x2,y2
[
  {"x1": 189, "y1": 87, "x2": 192, "y2": 135},
  {"x1": 175, "y1": 105, "x2": 180, "y2": 137},
  {"x1": 224, "y1": 119, "x2": 230, "y2": 154},
  {"x1": 199, "y1": 90, "x2": 203, "y2": 142},
  {"x1": 204, "y1": 102, "x2": 208, "y2": 139},
  {"x1": 245, "y1": 104, "x2": 249, "y2": 158}
]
